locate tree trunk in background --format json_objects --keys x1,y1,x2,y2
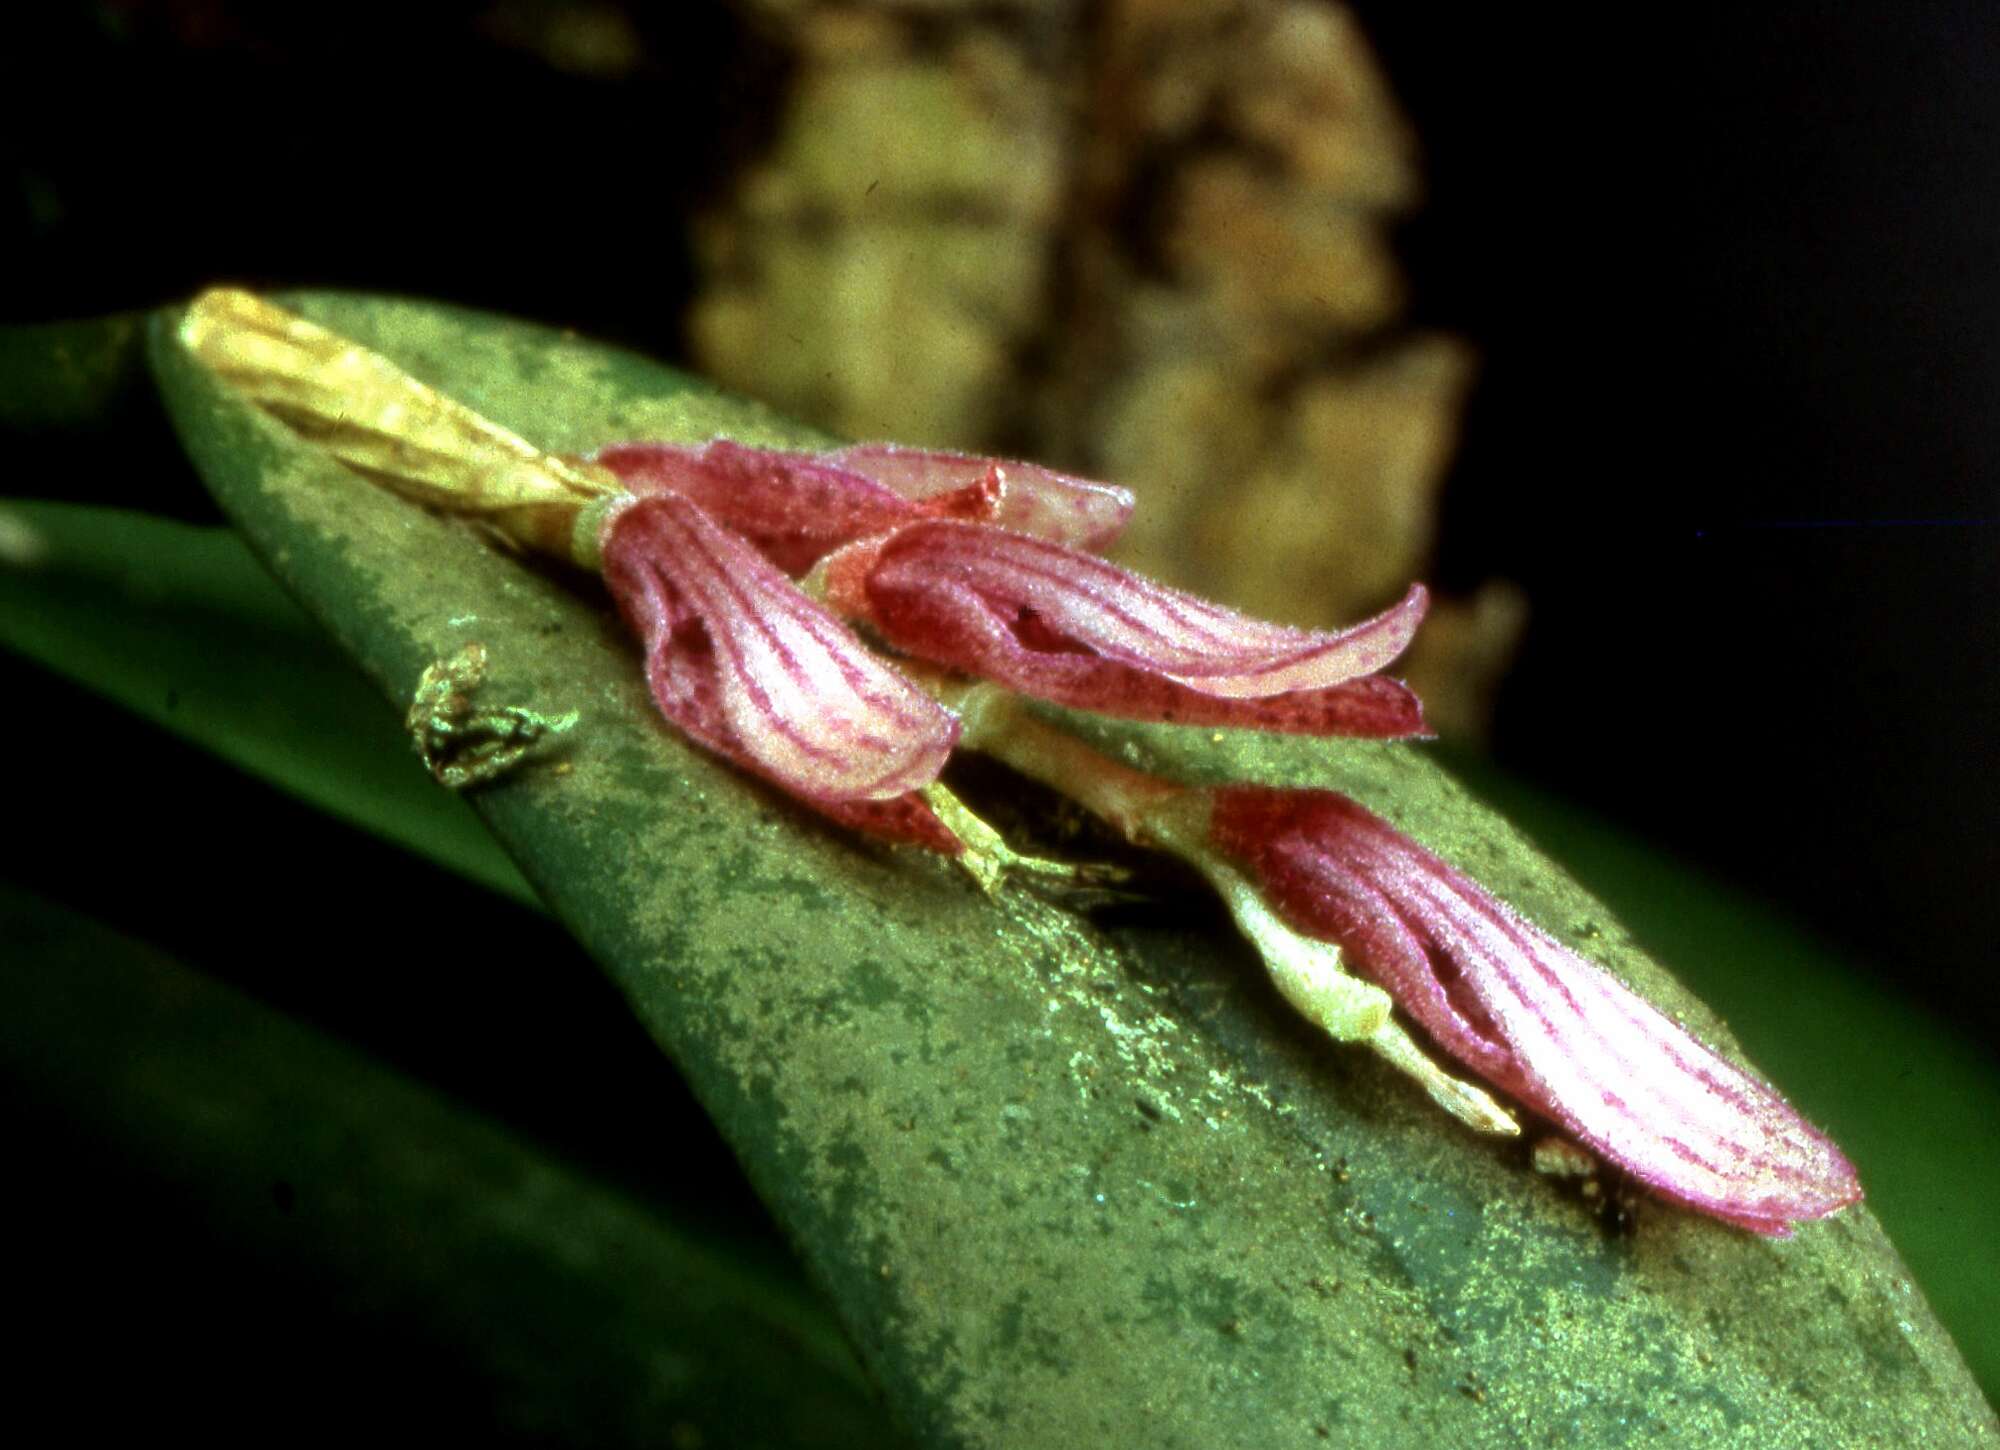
[{"x1": 690, "y1": 0, "x2": 1523, "y2": 737}]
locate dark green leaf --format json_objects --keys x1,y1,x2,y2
[
  {"x1": 0, "y1": 499, "x2": 535, "y2": 906},
  {"x1": 0, "y1": 880, "x2": 902, "y2": 1447},
  {"x1": 150, "y1": 293, "x2": 1999, "y2": 1447},
  {"x1": 0, "y1": 313, "x2": 211, "y2": 517},
  {"x1": 0, "y1": 314, "x2": 148, "y2": 434},
  {"x1": 1435, "y1": 749, "x2": 2000, "y2": 1404},
  {"x1": 8, "y1": 493, "x2": 1987, "y2": 1404}
]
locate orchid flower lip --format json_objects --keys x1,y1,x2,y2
[{"x1": 827, "y1": 441, "x2": 1136, "y2": 549}]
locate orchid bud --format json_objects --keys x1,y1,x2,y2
[{"x1": 1205, "y1": 785, "x2": 1863, "y2": 1235}]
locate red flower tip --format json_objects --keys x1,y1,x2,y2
[
  {"x1": 1207, "y1": 786, "x2": 1863, "y2": 1235},
  {"x1": 811, "y1": 792, "x2": 969, "y2": 855},
  {"x1": 818, "y1": 521, "x2": 1431, "y2": 738},
  {"x1": 599, "y1": 493, "x2": 960, "y2": 829}
]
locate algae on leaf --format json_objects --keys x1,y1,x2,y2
[{"x1": 149, "y1": 293, "x2": 1998, "y2": 1448}]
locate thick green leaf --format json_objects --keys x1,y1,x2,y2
[
  {"x1": 0, "y1": 500, "x2": 534, "y2": 906},
  {"x1": 151, "y1": 293, "x2": 1999, "y2": 1447},
  {"x1": 7, "y1": 502, "x2": 1992, "y2": 1405},
  {"x1": 0, "y1": 880, "x2": 901, "y2": 1447}
]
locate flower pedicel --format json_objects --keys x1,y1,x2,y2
[{"x1": 180, "y1": 287, "x2": 1861, "y2": 1235}]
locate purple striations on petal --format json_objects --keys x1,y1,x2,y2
[
  {"x1": 818, "y1": 521, "x2": 1430, "y2": 738},
  {"x1": 1207, "y1": 786, "x2": 1863, "y2": 1235},
  {"x1": 599, "y1": 494, "x2": 960, "y2": 832}
]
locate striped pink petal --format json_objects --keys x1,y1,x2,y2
[
  {"x1": 819, "y1": 521, "x2": 1430, "y2": 737},
  {"x1": 600, "y1": 494, "x2": 960, "y2": 823},
  {"x1": 1207, "y1": 786, "x2": 1863, "y2": 1235},
  {"x1": 829, "y1": 443, "x2": 1135, "y2": 550}
]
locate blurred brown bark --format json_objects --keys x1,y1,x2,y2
[{"x1": 691, "y1": 0, "x2": 1523, "y2": 737}]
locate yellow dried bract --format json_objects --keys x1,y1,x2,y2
[{"x1": 181, "y1": 288, "x2": 622, "y2": 562}]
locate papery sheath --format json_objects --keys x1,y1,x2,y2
[
  {"x1": 818, "y1": 521, "x2": 1430, "y2": 737},
  {"x1": 599, "y1": 493, "x2": 961, "y2": 848},
  {"x1": 1207, "y1": 786, "x2": 1862, "y2": 1235}
]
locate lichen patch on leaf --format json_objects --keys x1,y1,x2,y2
[{"x1": 406, "y1": 641, "x2": 578, "y2": 790}]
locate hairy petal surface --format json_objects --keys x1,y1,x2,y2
[
  {"x1": 600, "y1": 494, "x2": 960, "y2": 840},
  {"x1": 1207, "y1": 786, "x2": 1863, "y2": 1235},
  {"x1": 594, "y1": 441, "x2": 946, "y2": 576},
  {"x1": 820, "y1": 521, "x2": 1429, "y2": 737},
  {"x1": 829, "y1": 443, "x2": 1134, "y2": 550},
  {"x1": 593, "y1": 440, "x2": 1134, "y2": 574}
]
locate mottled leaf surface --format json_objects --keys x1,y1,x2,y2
[
  {"x1": 151, "y1": 294, "x2": 1998, "y2": 1448},
  {"x1": 5, "y1": 502, "x2": 1991, "y2": 1392}
]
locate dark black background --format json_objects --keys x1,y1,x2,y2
[
  {"x1": 1361, "y1": 2, "x2": 2000, "y2": 1049},
  {"x1": 10, "y1": 0, "x2": 1997, "y2": 1051}
]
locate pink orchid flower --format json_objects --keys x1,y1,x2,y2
[
  {"x1": 1204, "y1": 785, "x2": 1863, "y2": 1235},
  {"x1": 600, "y1": 441, "x2": 1425, "y2": 735},
  {"x1": 591, "y1": 441, "x2": 1432, "y2": 852},
  {"x1": 598, "y1": 491, "x2": 963, "y2": 852},
  {"x1": 589, "y1": 440, "x2": 1147, "y2": 851}
]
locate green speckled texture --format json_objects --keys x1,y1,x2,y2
[{"x1": 150, "y1": 294, "x2": 1998, "y2": 1449}]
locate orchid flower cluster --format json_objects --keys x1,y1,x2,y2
[
  {"x1": 584, "y1": 439, "x2": 1427, "y2": 854},
  {"x1": 183, "y1": 289, "x2": 1862, "y2": 1237}
]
